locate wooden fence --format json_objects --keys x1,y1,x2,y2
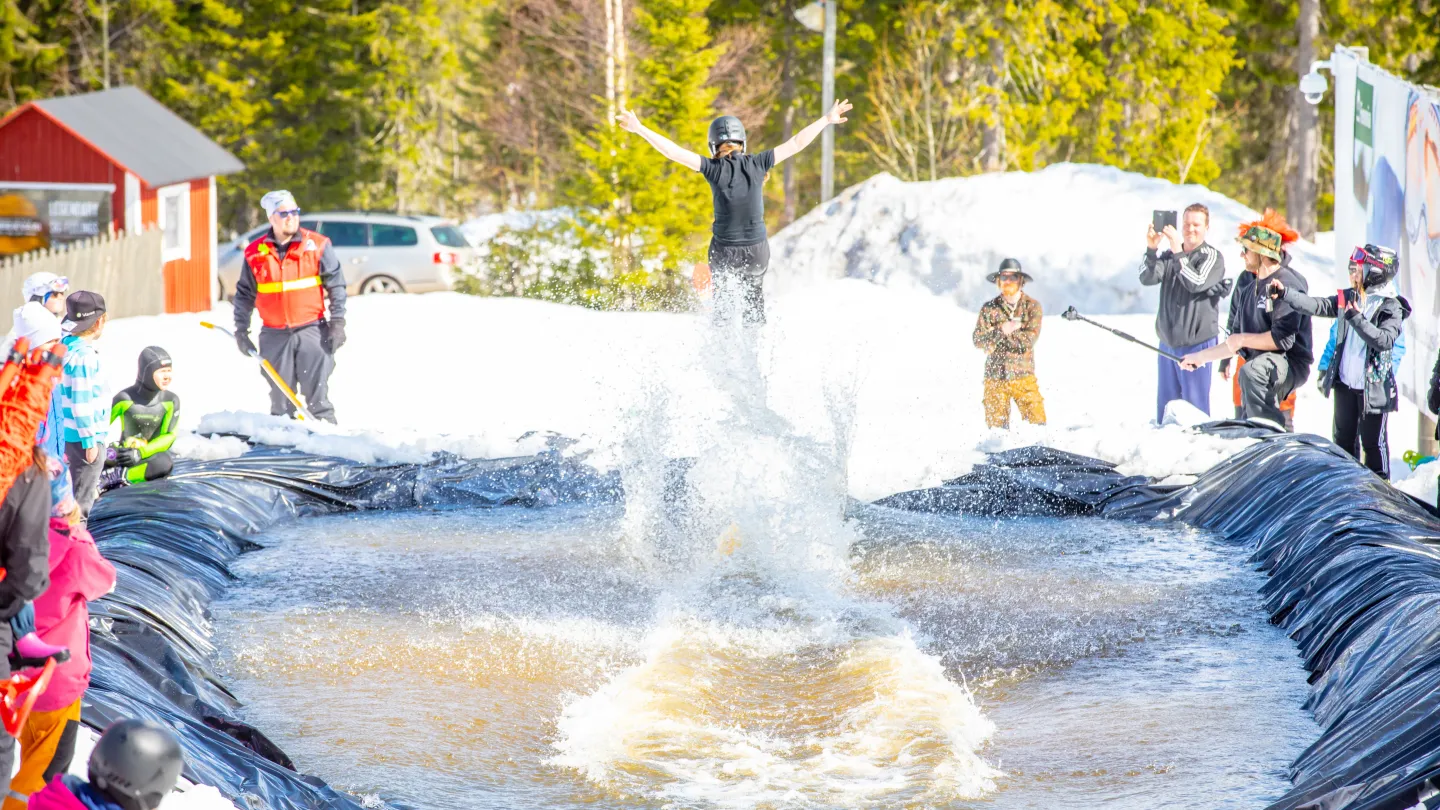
[{"x1": 0, "y1": 228, "x2": 164, "y2": 321}]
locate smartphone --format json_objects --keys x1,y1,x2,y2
[
  {"x1": 1339, "y1": 288, "x2": 1358, "y2": 309},
  {"x1": 1153, "y1": 210, "x2": 1178, "y2": 232}
]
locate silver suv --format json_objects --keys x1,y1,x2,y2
[{"x1": 217, "y1": 212, "x2": 475, "y2": 300}]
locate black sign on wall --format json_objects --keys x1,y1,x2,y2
[{"x1": 0, "y1": 184, "x2": 113, "y2": 256}]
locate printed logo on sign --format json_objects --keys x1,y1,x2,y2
[
  {"x1": 1355, "y1": 79, "x2": 1374, "y2": 146},
  {"x1": 1353, "y1": 78, "x2": 1376, "y2": 207}
]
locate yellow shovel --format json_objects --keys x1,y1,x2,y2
[{"x1": 200, "y1": 321, "x2": 316, "y2": 422}]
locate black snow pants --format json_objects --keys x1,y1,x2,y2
[
  {"x1": 1332, "y1": 381, "x2": 1390, "y2": 479},
  {"x1": 258, "y1": 322, "x2": 337, "y2": 423},
  {"x1": 708, "y1": 240, "x2": 769, "y2": 326}
]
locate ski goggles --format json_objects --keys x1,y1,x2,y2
[
  {"x1": 42, "y1": 276, "x2": 68, "y2": 294},
  {"x1": 1349, "y1": 244, "x2": 1396, "y2": 269}
]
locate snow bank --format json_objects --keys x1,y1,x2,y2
[
  {"x1": 460, "y1": 209, "x2": 567, "y2": 246},
  {"x1": 769, "y1": 163, "x2": 1338, "y2": 315}
]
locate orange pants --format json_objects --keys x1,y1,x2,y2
[
  {"x1": 3, "y1": 699, "x2": 80, "y2": 810},
  {"x1": 984, "y1": 375, "x2": 1047, "y2": 428},
  {"x1": 1232, "y1": 356, "x2": 1295, "y2": 427}
]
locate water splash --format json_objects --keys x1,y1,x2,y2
[{"x1": 552, "y1": 301, "x2": 1000, "y2": 805}]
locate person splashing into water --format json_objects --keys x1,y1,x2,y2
[{"x1": 617, "y1": 100, "x2": 854, "y2": 327}]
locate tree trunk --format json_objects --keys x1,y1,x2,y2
[
  {"x1": 980, "y1": 37, "x2": 1005, "y2": 172},
  {"x1": 605, "y1": 0, "x2": 616, "y2": 124},
  {"x1": 1287, "y1": 0, "x2": 1320, "y2": 238},
  {"x1": 780, "y1": 0, "x2": 798, "y2": 226}
]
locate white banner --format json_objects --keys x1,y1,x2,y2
[{"x1": 1331, "y1": 47, "x2": 1440, "y2": 409}]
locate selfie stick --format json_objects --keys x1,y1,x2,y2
[{"x1": 1060, "y1": 306, "x2": 1183, "y2": 362}]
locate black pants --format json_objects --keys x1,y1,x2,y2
[
  {"x1": 1238, "y1": 352, "x2": 1302, "y2": 430},
  {"x1": 1333, "y1": 381, "x2": 1390, "y2": 478},
  {"x1": 258, "y1": 322, "x2": 337, "y2": 423},
  {"x1": 709, "y1": 240, "x2": 769, "y2": 326},
  {"x1": 64, "y1": 441, "x2": 106, "y2": 517}
]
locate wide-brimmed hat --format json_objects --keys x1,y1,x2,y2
[
  {"x1": 985, "y1": 257, "x2": 1033, "y2": 283},
  {"x1": 1236, "y1": 208, "x2": 1298, "y2": 261}
]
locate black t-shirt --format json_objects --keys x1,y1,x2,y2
[
  {"x1": 1231, "y1": 260, "x2": 1313, "y2": 377},
  {"x1": 699, "y1": 149, "x2": 776, "y2": 246}
]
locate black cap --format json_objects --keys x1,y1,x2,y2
[{"x1": 61, "y1": 290, "x2": 106, "y2": 334}]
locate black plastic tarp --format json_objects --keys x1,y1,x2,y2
[
  {"x1": 882, "y1": 429, "x2": 1440, "y2": 810},
  {"x1": 81, "y1": 444, "x2": 620, "y2": 810}
]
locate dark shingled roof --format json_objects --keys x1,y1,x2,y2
[{"x1": 33, "y1": 86, "x2": 244, "y2": 187}]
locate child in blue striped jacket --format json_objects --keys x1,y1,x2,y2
[{"x1": 58, "y1": 292, "x2": 109, "y2": 518}]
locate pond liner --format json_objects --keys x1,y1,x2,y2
[
  {"x1": 882, "y1": 431, "x2": 1440, "y2": 810},
  {"x1": 78, "y1": 445, "x2": 621, "y2": 810}
]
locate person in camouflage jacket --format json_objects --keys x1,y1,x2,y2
[{"x1": 973, "y1": 258, "x2": 1046, "y2": 429}]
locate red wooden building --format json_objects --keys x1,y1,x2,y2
[{"x1": 0, "y1": 86, "x2": 244, "y2": 312}]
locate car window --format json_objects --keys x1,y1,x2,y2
[
  {"x1": 320, "y1": 221, "x2": 368, "y2": 247},
  {"x1": 371, "y1": 224, "x2": 418, "y2": 247},
  {"x1": 299, "y1": 220, "x2": 318, "y2": 232},
  {"x1": 430, "y1": 225, "x2": 469, "y2": 248}
]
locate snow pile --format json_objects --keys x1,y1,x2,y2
[
  {"x1": 460, "y1": 209, "x2": 568, "y2": 246},
  {"x1": 769, "y1": 163, "x2": 1338, "y2": 315}
]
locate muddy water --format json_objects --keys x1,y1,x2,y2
[{"x1": 213, "y1": 503, "x2": 1316, "y2": 809}]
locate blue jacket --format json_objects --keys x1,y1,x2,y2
[{"x1": 1318, "y1": 319, "x2": 1406, "y2": 373}]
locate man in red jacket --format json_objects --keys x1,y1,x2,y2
[
  {"x1": 3, "y1": 507, "x2": 115, "y2": 810},
  {"x1": 232, "y1": 190, "x2": 348, "y2": 423}
]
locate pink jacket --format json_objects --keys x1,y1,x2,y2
[
  {"x1": 30, "y1": 518, "x2": 115, "y2": 712},
  {"x1": 27, "y1": 778, "x2": 88, "y2": 810}
]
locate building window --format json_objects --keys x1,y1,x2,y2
[{"x1": 157, "y1": 183, "x2": 190, "y2": 263}]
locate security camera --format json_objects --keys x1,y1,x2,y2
[{"x1": 1300, "y1": 70, "x2": 1328, "y2": 105}]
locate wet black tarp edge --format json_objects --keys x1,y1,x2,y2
[
  {"x1": 81, "y1": 444, "x2": 622, "y2": 810},
  {"x1": 879, "y1": 427, "x2": 1440, "y2": 810}
]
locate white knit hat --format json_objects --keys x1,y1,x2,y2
[
  {"x1": 260, "y1": 190, "x2": 298, "y2": 218},
  {"x1": 4, "y1": 301, "x2": 61, "y2": 355}
]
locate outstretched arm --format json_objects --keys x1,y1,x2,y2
[
  {"x1": 617, "y1": 110, "x2": 703, "y2": 172},
  {"x1": 773, "y1": 100, "x2": 853, "y2": 164}
]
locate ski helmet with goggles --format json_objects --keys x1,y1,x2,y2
[
  {"x1": 88, "y1": 719, "x2": 185, "y2": 810},
  {"x1": 1350, "y1": 244, "x2": 1399, "y2": 290},
  {"x1": 707, "y1": 116, "x2": 747, "y2": 157}
]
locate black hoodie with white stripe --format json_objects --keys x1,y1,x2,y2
[{"x1": 1138, "y1": 242, "x2": 1228, "y2": 348}]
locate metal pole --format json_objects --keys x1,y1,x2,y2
[{"x1": 821, "y1": 0, "x2": 835, "y2": 202}]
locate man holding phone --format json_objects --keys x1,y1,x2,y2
[
  {"x1": 1178, "y1": 209, "x2": 1311, "y2": 430},
  {"x1": 1139, "y1": 203, "x2": 1228, "y2": 422}
]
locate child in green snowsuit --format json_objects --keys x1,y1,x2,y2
[{"x1": 100, "y1": 347, "x2": 178, "y2": 491}]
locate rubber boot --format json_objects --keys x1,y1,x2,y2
[{"x1": 11, "y1": 633, "x2": 70, "y2": 668}]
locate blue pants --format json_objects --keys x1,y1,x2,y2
[{"x1": 1157, "y1": 337, "x2": 1217, "y2": 423}]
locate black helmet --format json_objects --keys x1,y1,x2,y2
[
  {"x1": 707, "y1": 115, "x2": 746, "y2": 157},
  {"x1": 1350, "y1": 243, "x2": 1399, "y2": 290},
  {"x1": 89, "y1": 720, "x2": 185, "y2": 810}
]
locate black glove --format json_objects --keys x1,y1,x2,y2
[
  {"x1": 105, "y1": 447, "x2": 140, "y2": 468},
  {"x1": 236, "y1": 331, "x2": 257, "y2": 357},
  {"x1": 323, "y1": 319, "x2": 347, "y2": 353}
]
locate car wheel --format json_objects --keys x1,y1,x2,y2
[{"x1": 360, "y1": 275, "x2": 405, "y2": 295}]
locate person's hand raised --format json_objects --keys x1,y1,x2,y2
[
  {"x1": 617, "y1": 109, "x2": 641, "y2": 133},
  {"x1": 827, "y1": 99, "x2": 852, "y2": 125},
  {"x1": 1146, "y1": 223, "x2": 1162, "y2": 250},
  {"x1": 1162, "y1": 224, "x2": 1182, "y2": 253}
]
